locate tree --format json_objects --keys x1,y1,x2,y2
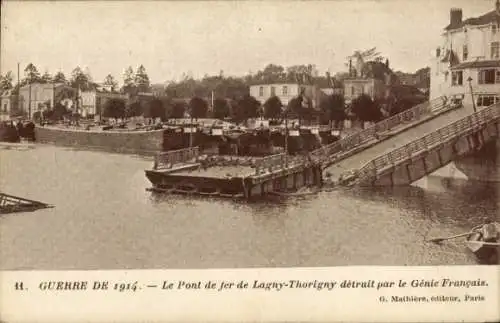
[
  {"x1": 135, "y1": 65, "x2": 150, "y2": 93},
  {"x1": 125, "y1": 101, "x2": 142, "y2": 118},
  {"x1": 70, "y1": 66, "x2": 94, "y2": 91},
  {"x1": 189, "y1": 96, "x2": 208, "y2": 119},
  {"x1": 361, "y1": 61, "x2": 394, "y2": 82},
  {"x1": 103, "y1": 98, "x2": 126, "y2": 119},
  {"x1": 213, "y1": 98, "x2": 230, "y2": 119},
  {"x1": 170, "y1": 100, "x2": 187, "y2": 118},
  {"x1": 254, "y1": 64, "x2": 286, "y2": 83},
  {"x1": 122, "y1": 66, "x2": 136, "y2": 95},
  {"x1": 320, "y1": 94, "x2": 346, "y2": 126},
  {"x1": 41, "y1": 71, "x2": 52, "y2": 83},
  {"x1": 0, "y1": 71, "x2": 14, "y2": 91},
  {"x1": 347, "y1": 47, "x2": 384, "y2": 77},
  {"x1": 53, "y1": 71, "x2": 67, "y2": 84},
  {"x1": 351, "y1": 94, "x2": 382, "y2": 123},
  {"x1": 286, "y1": 64, "x2": 317, "y2": 84},
  {"x1": 55, "y1": 87, "x2": 77, "y2": 103},
  {"x1": 103, "y1": 74, "x2": 118, "y2": 92},
  {"x1": 263, "y1": 96, "x2": 283, "y2": 119},
  {"x1": 232, "y1": 95, "x2": 260, "y2": 123},
  {"x1": 125, "y1": 101, "x2": 144, "y2": 118},
  {"x1": 145, "y1": 98, "x2": 165, "y2": 120},
  {"x1": 24, "y1": 63, "x2": 41, "y2": 84}
]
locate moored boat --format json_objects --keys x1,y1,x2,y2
[{"x1": 465, "y1": 222, "x2": 500, "y2": 264}]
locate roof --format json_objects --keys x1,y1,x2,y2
[
  {"x1": 450, "y1": 60, "x2": 500, "y2": 70},
  {"x1": 249, "y1": 83, "x2": 314, "y2": 88},
  {"x1": 445, "y1": 10, "x2": 500, "y2": 31}
]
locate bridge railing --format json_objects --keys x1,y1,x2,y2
[
  {"x1": 309, "y1": 96, "x2": 448, "y2": 164},
  {"x1": 254, "y1": 153, "x2": 286, "y2": 175},
  {"x1": 153, "y1": 146, "x2": 200, "y2": 170},
  {"x1": 253, "y1": 153, "x2": 310, "y2": 176},
  {"x1": 356, "y1": 102, "x2": 500, "y2": 182}
]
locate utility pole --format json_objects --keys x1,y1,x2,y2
[
  {"x1": 189, "y1": 106, "x2": 193, "y2": 147},
  {"x1": 284, "y1": 107, "x2": 289, "y2": 166},
  {"x1": 28, "y1": 82, "x2": 32, "y2": 120},
  {"x1": 52, "y1": 82, "x2": 55, "y2": 110},
  {"x1": 211, "y1": 90, "x2": 214, "y2": 112}
]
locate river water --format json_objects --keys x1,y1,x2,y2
[{"x1": 0, "y1": 144, "x2": 498, "y2": 270}]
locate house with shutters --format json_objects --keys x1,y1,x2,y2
[{"x1": 430, "y1": 0, "x2": 500, "y2": 109}]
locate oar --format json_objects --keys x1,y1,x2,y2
[{"x1": 427, "y1": 231, "x2": 476, "y2": 244}]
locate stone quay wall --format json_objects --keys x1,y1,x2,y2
[{"x1": 34, "y1": 126, "x2": 165, "y2": 155}]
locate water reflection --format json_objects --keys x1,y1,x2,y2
[{"x1": 0, "y1": 145, "x2": 497, "y2": 269}]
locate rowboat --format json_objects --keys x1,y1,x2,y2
[
  {"x1": 0, "y1": 192, "x2": 54, "y2": 214},
  {"x1": 465, "y1": 222, "x2": 500, "y2": 264}
]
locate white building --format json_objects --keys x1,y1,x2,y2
[
  {"x1": 430, "y1": 1, "x2": 500, "y2": 110},
  {"x1": 19, "y1": 82, "x2": 75, "y2": 119},
  {"x1": 249, "y1": 83, "x2": 324, "y2": 109},
  {"x1": 79, "y1": 90, "x2": 97, "y2": 117},
  {"x1": 0, "y1": 90, "x2": 14, "y2": 120}
]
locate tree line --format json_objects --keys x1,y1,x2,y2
[
  {"x1": 99, "y1": 91, "x2": 393, "y2": 127},
  {"x1": 0, "y1": 63, "x2": 149, "y2": 95},
  {"x1": 2, "y1": 57, "x2": 428, "y2": 125}
]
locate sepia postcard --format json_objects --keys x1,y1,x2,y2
[{"x1": 0, "y1": 0, "x2": 499, "y2": 322}]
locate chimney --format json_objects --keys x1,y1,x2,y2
[
  {"x1": 496, "y1": 0, "x2": 500, "y2": 14},
  {"x1": 450, "y1": 8, "x2": 462, "y2": 28},
  {"x1": 348, "y1": 59, "x2": 352, "y2": 77},
  {"x1": 385, "y1": 59, "x2": 389, "y2": 68}
]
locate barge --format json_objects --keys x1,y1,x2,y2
[{"x1": 144, "y1": 147, "x2": 323, "y2": 200}]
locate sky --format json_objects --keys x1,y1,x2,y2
[{"x1": 0, "y1": 0, "x2": 496, "y2": 85}]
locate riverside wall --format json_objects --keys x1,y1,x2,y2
[{"x1": 34, "y1": 126, "x2": 165, "y2": 155}]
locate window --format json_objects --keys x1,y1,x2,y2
[
  {"x1": 259, "y1": 86, "x2": 264, "y2": 97},
  {"x1": 451, "y1": 71, "x2": 463, "y2": 86},
  {"x1": 496, "y1": 70, "x2": 500, "y2": 83},
  {"x1": 3, "y1": 103, "x2": 7, "y2": 112},
  {"x1": 478, "y1": 69, "x2": 496, "y2": 84},
  {"x1": 463, "y1": 45, "x2": 468, "y2": 61},
  {"x1": 492, "y1": 24, "x2": 497, "y2": 34},
  {"x1": 270, "y1": 86, "x2": 276, "y2": 96},
  {"x1": 282, "y1": 86, "x2": 288, "y2": 95},
  {"x1": 491, "y1": 42, "x2": 499, "y2": 59},
  {"x1": 351, "y1": 86, "x2": 355, "y2": 96}
]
